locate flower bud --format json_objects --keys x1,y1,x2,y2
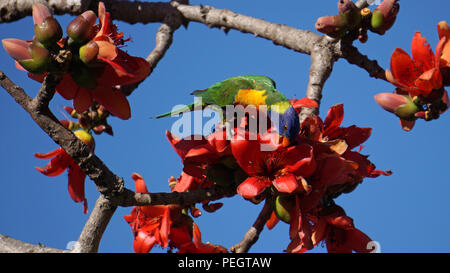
[
  {"x1": 79, "y1": 40, "x2": 99, "y2": 64},
  {"x1": 2, "y1": 39, "x2": 32, "y2": 61},
  {"x1": 315, "y1": 15, "x2": 347, "y2": 37},
  {"x1": 4, "y1": 39, "x2": 52, "y2": 74},
  {"x1": 374, "y1": 93, "x2": 419, "y2": 120},
  {"x1": 104, "y1": 124, "x2": 114, "y2": 136},
  {"x1": 202, "y1": 202, "x2": 223, "y2": 213},
  {"x1": 74, "y1": 130, "x2": 95, "y2": 150},
  {"x1": 274, "y1": 195, "x2": 295, "y2": 224},
  {"x1": 32, "y1": 3, "x2": 52, "y2": 26},
  {"x1": 67, "y1": 11, "x2": 97, "y2": 45},
  {"x1": 34, "y1": 16, "x2": 63, "y2": 47},
  {"x1": 370, "y1": 0, "x2": 400, "y2": 35},
  {"x1": 338, "y1": 0, "x2": 356, "y2": 14}
]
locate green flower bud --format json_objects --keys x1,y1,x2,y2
[
  {"x1": 274, "y1": 195, "x2": 295, "y2": 224},
  {"x1": 34, "y1": 17, "x2": 63, "y2": 48},
  {"x1": 79, "y1": 41, "x2": 99, "y2": 64}
]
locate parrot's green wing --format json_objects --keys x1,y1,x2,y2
[{"x1": 156, "y1": 75, "x2": 289, "y2": 118}]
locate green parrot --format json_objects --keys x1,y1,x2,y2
[{"x1": 156, "y1": 75, "x2": 300, "y2": 146}]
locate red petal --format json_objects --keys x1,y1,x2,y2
[
  {"x1": 131, "y1": 172, "x2": 149, "y2": 193},
  {"x1": 35, "y1": 152, "x2": 71, "y2": 177},
  {"x1": 285, "y1": 144, "x2": 316, "y2": 177},
  {"x1": 67, "y1": 163, "x2": 86, "y2": 203},
  {"x1": 231, "y1": 129, "x2": 265, "y2": 176},
  {"x1": 134, "y1": 231, "x2": 157, "y2": 253},
  {"x1": 400, "y1": 119, "x2": 415, "y2": 131},
  {"x1": 236, "y1": 176, "x2": 271, "y2": 199},
  {"x1": 290, "y1": 98, "x2": 318, "y2": 113},
  {"x1": 342, "y1": 126, "x2": 372, "y2": 150},
  {"x1": 159, "y1": 206, "x2": 170, "y2": 248},
  {"x1": 273, "y1": 174, "x2": 299, "y2": 194},
  {"x1": 166, "y1": 131, "x2": 207, "y2": 159},
  {"x1": 92, "y1": 86, "x2": 131, "y2": 120},
  {"x1": 34, "y1": 147, "x2": 64, "y2": 159},
  {"x1": 266, "y1": 211, "x2": 280, "y2": 230},
  {"x1": 411, "y1": 32, "x2": 435, "y2": 72},
  {"x1": 323, "y1": 103, "x2": 344, "y2": 135},
  {"x1": 328, "y1": 215, "x2": 354, "y2": 230},
  {"x1": 96, "y1": 52, "x2": 151, "y2": 86},
  {"x1": 414, "y1": 68, "x2": 442, "y2": 94},
  {"x1": 390, "y1": 48, "x2": 418, "y2": 88},
  {"x1": 172, "y1": 172, "x2": 194, "y2": 193},
  {"x1": 73, "y1": 88, "x2": 92, "y2": 113},
  {"x1": 55, "y1": 74, "x2": 79, "y2": 100},
  {"x1": 346, "y1": 228, "x2": 373, "y2": 253}
]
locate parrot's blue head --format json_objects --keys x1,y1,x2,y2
[{"x1": 268, "y1": 102, "x2": 300, "y2": 147}]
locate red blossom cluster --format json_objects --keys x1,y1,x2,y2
[
  {"x1": 2, "y1": 2, "x2": 150, "y2": 120},
  {"x1": 375, "y1": 22, "x2": 450, "y2": 131},
  {"x1": 135, "y1": 100, "x2": 390, "y2": 253},
  {"x1": 124, "y1": 173, "x2": 227, "y2": 253}
]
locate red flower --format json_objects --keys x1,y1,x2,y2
[
  {"x1": 166, "y1": 129, "x2": 231, "y2": 178},
  {"x1": 177, "y1": 223, "x2": 228, "y2": 253},
  {"x1": 124, "y1": 173, "x2": 185, "y2": 253},
  {"x1": 124, "y1": 173, "x2": 226, "y2": 253},
  {"x1": 34, "y1": 130, "x2": 95, "y2": 214},
  {"x1": 386, "y1": 32, "x2": 443, "y2": 97},
  {"x1": 3, "y1": 2, "x2": 150, "y2": 120},
  {"x1": 231, "y1": 128, "x2": 315, "y2": 199},
  {"x1": 310, "y1": 205, "x2": 374, "y2": 253}
]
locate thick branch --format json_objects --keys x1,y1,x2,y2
[
  {"x1": 230, "y1": 200, "x2": 273, "y2": 253},
  {"x1": 72, "y1": 195, "x2": 117, "y2": 253},
  {"x1": 336, "y1": 42, "x2": 387, "y2": 81},
  {"x1": 300, "y1": 36, "x2": 336, "y2": 122},
  {"x1": 177, "y1": 4, "x2": 319, "y2": 55},
  {"x1": 0, "y1": 234, "x2": 66, "y2": 253}
]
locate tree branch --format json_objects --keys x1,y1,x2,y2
[
  {"x1": 336, "y1": 42, "x2": 387, "y2": 81},
  {"x1": 230, "y1": 199, "x2": 273, "y2": 253},
  {"x1": 0, "y1": 234, "x2": 66, "y2": 253},
  {"x1": 72, "y1": 195, "x2": 116, "y2": 253}
]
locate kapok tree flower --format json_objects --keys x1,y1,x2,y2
[
  {"x1": 2, "y1": 2, "x2": 151, "y2": 120},
  {"x1": 34, "y1": 130, "x2": 95, "y2": 214},
  {"x1": 177, "y1": 223, "x2": 228, "y2": 253},
  {"x1": 265, "y1": 102, "x2": 390, "y2": 253},
  {"x1": 375, "y1": 31, "x2": 449, "y2": 130},
  {"x1": 309, "y1": 205, "x2": 374, "y2": 253},
  {"x1": 230, "y1": 128, "x2": 315, "y2": 199},
  {"x1": 124, "y1": 173, "x2": 226, "y2": 253}
]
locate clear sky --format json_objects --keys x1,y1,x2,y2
[{"x1": 1, "y1": 0, "x2": 450, "y2": 253}]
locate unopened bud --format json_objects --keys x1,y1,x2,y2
[
  {"x1": 34, "y1": 17, "x2": 63, "y2": 47},
  {"x1": 79, "y1": 40, "x2": 99, "y2": 64},
  {"x1": 73, "y1": 130, "x2": 95, "y2": 150},
  {"x1": 19, "y1": 42, "x2": 51, "y2": 74},
  {"x1": 374, "y1": 93, "x2": 419, "y2": 120},
  {"x1": 32, "y1": 3, "x2": 52, "y2": 26},
  {"x1": 67, "y1": 11, "x2": 96, "y2": 45}
]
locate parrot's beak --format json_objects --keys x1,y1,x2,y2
[{"x1": 280, "y1": 136, "x2": 291, "y2": 147}]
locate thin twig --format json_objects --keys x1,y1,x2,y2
[{"x1": 230, "y1": 199, "x2": 273, "y2": 253}]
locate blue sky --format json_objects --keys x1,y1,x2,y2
[{"x1": 1, "y1": 0, "x2": 450, "y2": 253}]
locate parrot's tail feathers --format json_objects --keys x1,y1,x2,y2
[{"x1": 154, "y1": 103, "x2": 196, "y2": 119}]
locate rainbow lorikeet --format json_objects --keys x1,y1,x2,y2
[{"x1": 156, "y1": 75, "x2": 300, "y2": 146}]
